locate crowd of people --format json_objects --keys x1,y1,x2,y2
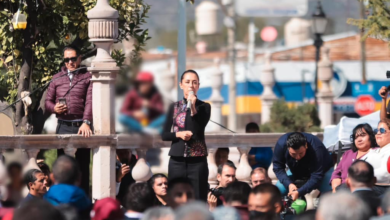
[{"x1": 6, "y1": 44, "x2": 390, "y2": 220}]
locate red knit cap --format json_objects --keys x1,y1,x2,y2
[
  {"x1": 136, "y1": 71, "x2": 154, "y2": 82},
  {"x1": 91, "y1": 198, "x2": 124, "y2": 220}
]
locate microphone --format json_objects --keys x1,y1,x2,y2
[{"x1": 187, "y1": 91, "x2": 194, "y2": 110}]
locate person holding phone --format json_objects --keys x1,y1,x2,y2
[
  {"x1": 162, "y1": 69, "x2": 211, "y2": 202},
  {"x1": 45, "y1": 45, "x2": 93, "y2": 194},
  {"x1": 379, "y1": 86, "x2": 390, "y2": 121}
]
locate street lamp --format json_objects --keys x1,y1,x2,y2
[{"x1": 311, "y1": 0, "x2": 327, "y2": 106}]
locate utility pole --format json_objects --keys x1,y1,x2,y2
[
  {"x1": 227, "y1": 0, "x2": 237, "y2": 131},
  {"x1": 177, "y1": 0, "x2": 187, "y2": 101},
  {"x1": 248, "y1": 18, "x2": 256, "y2": 64},
  {"x1": 360, "y1": 0, "x2": 367, "y2": 84}
]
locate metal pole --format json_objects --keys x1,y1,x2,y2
[
  {"x1": 314, "y1": 45, "x2": 320, "y2": 107},
  {"x1": 360, "y1": 0, "x2": 367, "y2": 84},
  {"x1": 248, "y1": 18, "x2": 255, "y2": 64},
  {"x1": 228, "y1": 1, "x2": 237, "y2": 131},
  {"x1": 314, "y1": 34, "x2": 322, "y2": 107},
  {"x1": 177, "y1": 0, "x2": 187, "y2": 101}
]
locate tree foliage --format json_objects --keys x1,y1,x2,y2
[
  {"x1": 0, "y1": 0, "x2": 150, "y2": 104},
  {"x1": 348, "y1": 0, "x2": 390, "y2": 43},
  {"x1": 260, "y1": 99, "x2": 322, "y2": 133},
  {"x1": 0, "y1": 0, "x2": 151, "y2": 134}
]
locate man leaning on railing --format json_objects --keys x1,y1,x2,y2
[{"x1": 45, "y1": 45, "x2": 93, "y2": 195}]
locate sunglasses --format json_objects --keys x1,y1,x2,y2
[
  {"x1": 374, "y1": 128, "x2": 387, "y2": 135},
  {"x1": 64, "y1": 57, "x2": 78, "y2": 63}
]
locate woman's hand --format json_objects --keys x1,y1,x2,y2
[
  {"x1": 379, "y1": 86, "x2": 389, "y2": 100},
  {"x1": 176, "y1": 131, "x2": 193, "y2": 141},
  {"x1": 331, "y1": 178, "x2": 342, "y2": 193}
]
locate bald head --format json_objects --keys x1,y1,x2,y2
[
  {"x1": 52, "y1": 155, "x2": 80, "y2": 185},
  {"x1": 347, "y1": 160, "x2": 375, "y2": 190}
]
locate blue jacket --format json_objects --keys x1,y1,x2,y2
[
  {"x1": 273, "y1": 133, "x2": 333, "y2": 196},
  {"x1": 44, "y1": 184, "x2": 92, "y2": 212}
]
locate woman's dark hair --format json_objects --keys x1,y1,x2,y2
[
  {"x1": 180, "y1": 69, "x2": 199, "y2": 82},
  {"x1": 350, "y1": 123, "x2": 377, "y2": 152},
  {"x1": 148, "y1": 173, "x2": 168, "y2": 187},
  {"x1": 38, "y1": 162, "x2": 53, "y2": 187}
]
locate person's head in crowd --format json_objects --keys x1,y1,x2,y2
[
  {"x1": 248, "y1": 183, "x2": 282, "y2": 214},
  {"x1": 350, "y1": 124, "x2": 377, "y2": 153},
  {"x1": 56, "y1": 204, "x2": 78, "y2": 220},
  {"x1": 44, "y1": 155, "x2": 91, "y2": 218},
  {"x1": 217, "y1": 161, "x2": 236, "y2": 188},
  {"x1": 167, "y1": 177, "x2": 195, "y2": 209},
  {"x1": 250, "y1": 168, "x2": 271, "y2": 187},
  {"x1": 249, "y1": 211, "x2": 279, "y2": 220},
  {"x1": 213, "y1": 206, "x2": 241, "y2": 220},
  {"x1": 125, "y1": 182, "x2": 156, "y2": 214},
  {"x1": 215, "y1": 148, "x2": 229, "y2": 167},
  {"x1": 316, "y1": 192, "x2": 370, "y2": 220},
  {"x1": 63, "y1": 45, "x2": 81, "y2": 72},
  {"x1": 378, "y1": 190, "x2": 390, "y2": 216},
  {"x1": 116, "y1": 149, "x2": 132, "y2": 164},
  {"x1": 174, "y1": 202, "x2": 213, "y2": 220},
  {"x1": 51, "y1": 155, "x2": 80, "y2": 185},
  {"x1": 294, "y1": 210, "x2": 317, "y2": 220},
  {"x1": 286, "y1": 132, "x2": 309, "y2": 161},
  {"x1": 135, "y1": 71, "x2": 155, "y2": 96},
  {"x1": 149, "y1": 173, "x2": 168, "y2": 205},
  {"x1": 13, "y1": 199, "x2": 65, "y2": 220},
  {"x1": 246, "y1": 122, "x2": 260, "y2": 133},
  {"x1": 346, "y1": 160, "x2": 376, "y2": 191},
  {"x1": 141, "y1": 207, "x2": 174, "y2": 220},
  {"x1": 24, "y1": 169, "x2": 47, "y2": 198},
  {"x1": 223, "y1": 181, "x2": 251, "y2": 206},
  {"x1": 7, "y1": 162, "x2": 23, "y2": 188},
  {"x1": 179, "y1": 70, "x2": 200, "y2": 98},
  {"x1": 375, "y1": 120, "x2": 390, "y2": 148},
  {"x1": 91, "y1": 197, "x2": 124, "y2": 220},
  {"x1": 37, "y1": 162, "x2": 52, "y2": 189}
]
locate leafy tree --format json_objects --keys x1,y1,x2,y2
[
  {"x1": 0, "y1": 0, "x2": 150, "y2": 134},
  {"x1": 260, "y1": 99, "x2": 322, "y2": 133},
  {"x1": 347, "y1": 0, "x2": 390, "y2": 42}
]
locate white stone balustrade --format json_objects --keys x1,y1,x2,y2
[
  {"x1": 0, "y1": 132, "x2": 324, "y2": 198},
  {"x1": 317, "y1": 47, "x2": 334, "y2": 128},
  {"x1": 160, "y1": 63, "x2": 176, "y2": 111},
  {"x1": 209, "y1": 58, "x2": 224, "y2": 132},
  {"x1": 235, "y1": 146, "x2": 252, "y2": 184},
  {"x1": 132, "y1": 148, "x2": 153, "y2": 183},
  {"x1": 88, "y1": 0, "x2": 120, "y2": 200},
  {"x1": 207, "y1": 148, "x2": 218, "y2": 188},
  {"x1": 24, "y1": 148, "x2": 40, "y2": 172},
  {"x1": 260, "y1": 52, "x2": 278, "y2": 124}
]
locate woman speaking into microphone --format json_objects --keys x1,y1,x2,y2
[{"x1": 162, "y1": 69, "x2": 211, "y2": 201}]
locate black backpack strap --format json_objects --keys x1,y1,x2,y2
[{"x1": 336, "y1": 141, "x2": 343, "y2": 164}]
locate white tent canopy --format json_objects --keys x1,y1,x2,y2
[{"x1": 324, "y1": 111, "x2": 380, "y2": 151}]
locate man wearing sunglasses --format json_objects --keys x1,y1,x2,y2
[{"x1": 45, "y1": 45, "x2": 92, "y2": 194}]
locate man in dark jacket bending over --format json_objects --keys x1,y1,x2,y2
[{"x1": 273, "y1": 132, "x2": 333, "y2": 201}]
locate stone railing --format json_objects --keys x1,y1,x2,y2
[{"x1": 0, "y1": 132, "x2": 323, "y2": 201}]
